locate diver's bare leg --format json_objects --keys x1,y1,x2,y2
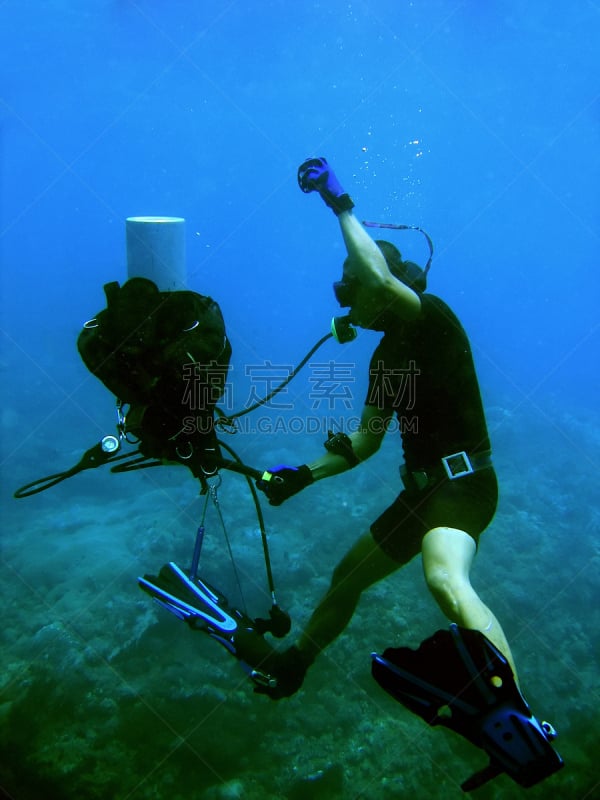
[
  {"x1": 421, "y1": 526, "x2": 518, "y2": 680},
  {"x1": 296, "y1": 531, "x2": 401, "y2": 663}
]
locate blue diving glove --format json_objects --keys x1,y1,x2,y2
[
  {"x1": 297, "y1": 157, "x2": 355, "y2": 216},
  {"x1": 256, "y1": 464, "x2": 314, "y2": 506}
]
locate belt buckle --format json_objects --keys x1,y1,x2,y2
[{"x1": 441, "y1": 451, "x2": 474, "y2": 480}]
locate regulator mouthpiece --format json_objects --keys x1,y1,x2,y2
[{"x1": 331, "y1": 315, "x2": 357, "y2": 344}]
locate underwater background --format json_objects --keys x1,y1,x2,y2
[{"x1": 1, "y1": 1, "x2": 598, "y2": 799}]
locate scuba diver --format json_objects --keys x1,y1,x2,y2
[
  {"x1": 256, "y1": 158, "x2": 563, "y2": 790},
  {"x1": 257, "y1": 155, "x2": 515, "y2": 697}
]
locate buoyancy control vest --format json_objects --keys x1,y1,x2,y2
[{"x1": 77, "y1": 277, "x2": 231, "y2": 476}]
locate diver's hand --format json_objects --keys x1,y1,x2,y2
[
  {"x1": 256, "y1": 464, "x2": 314, "y2": 506},
  {"x1": 297, "y1": 157, "x2": 354, "y2": 216}
]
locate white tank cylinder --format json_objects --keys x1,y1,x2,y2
[{"x1": 126, "y1": 216, "x2": 186, "y2": 291}]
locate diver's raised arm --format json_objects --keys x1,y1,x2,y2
[{"x1": 297, "y1": 156, "x2": 420, "y2": 320}]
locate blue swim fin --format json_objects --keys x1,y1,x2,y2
[
  {"x1": 371, "y1": 625, "x2": 563, "y2": 791},
  {"x1": 138, "y1": 562, "x2": 278, "y2": 688}
]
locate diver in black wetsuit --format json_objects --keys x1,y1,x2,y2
[{"x1": 257, "y1": 157, "x2": 517, "y2": 698}]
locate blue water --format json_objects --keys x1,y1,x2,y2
[{"x1": 1, "y1": 2, "x2": 598, "y2": 799}]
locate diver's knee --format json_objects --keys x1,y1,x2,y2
[
  {"x1": 331, "y1": 559, "x2": 350, "y2": 587},
  {"x1": 424, "y1": 566, "x2": 451, "y2": 601},
  {"x1": 424, "y1": 567, "x2": 467, "y2": 614},
  {"x1": 327, "y1": 550, "x2": 357, "y2": 593}
]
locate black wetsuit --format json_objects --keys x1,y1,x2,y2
[{"x1": 367, "y1": 294, "x2": 498, "y2": 563}]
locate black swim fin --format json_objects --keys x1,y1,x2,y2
[
  {"x1": 138, "y1": 562, "x2": 278, "y2": 689},
  {"x1": 371, "y1": 624, "x2": 563, "y2": 792}
]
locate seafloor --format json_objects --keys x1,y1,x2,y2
[{"x1": 2, "y1": 401, "x2": 598, "y2": 800}]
